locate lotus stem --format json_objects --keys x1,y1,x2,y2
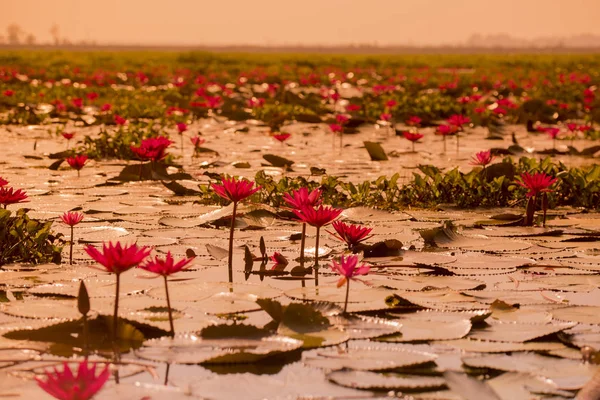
[
  {"x1": 343, "y1": 279, "x2": 350, "y2": 314},
  {"x1": 163, "y1": 275, "x2": 175, "y2": 337},
  {"x1": 113, "y1": 273, "x2": 121, "y2": 340},
  {"x1": 300, "y1": 223, "x2": 307, "y2": 262},
  {"x1": 412, "y1": 141, "x2": 415, "y2": 153},
  {"x1": 69, "y1": 225, "x2": 74, "y2": 265},
  {"x1": 314, "y1": 226, "x2": 320, "y2": 287},
  {"x1": 228, "y1": 201, "x2": 238, "y2": 283}
]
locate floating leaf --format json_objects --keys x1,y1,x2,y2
[
  {"x1": 327, "y1": 370, "x2": 445, "y2": 390},
  {"x1": 363, "y1": 141, "x2": 388, "y2": 161}
]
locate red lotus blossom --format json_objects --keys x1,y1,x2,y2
[
  {"x1": 329, "y1": 221, "x2": 373, "y2": 250},
  {"x1": 293, "y1": 205, "x2": 342, "y2": 228},
  {"x1": 190, "y1": 136, "x2": 205, "y2": 148},
  {"x1": 36, "y1": 360, "x2": 109, "y2": 400},
  {"x1": 385, "y1": 99, "x2": 398, "y2": 109},
  {"x1": 436, "y1": 124, "x2": 456, "y2": 136},
  {"x1": 283, "y1": 187, "x2": 322, "y2": 209},
  {"x1": 86, "y1": 92, "x2": 99, "y2": 101},
  {"x1": 447, "y1": 114, "x2": 470, "y2": 128},
  {"x1": 544, "y1": 127, "x2": 560, "y2": 139},
  {"x1": 114, "y1": 114, "x2": 127, "y2": 126},
  {"x1": 0, "y1": 177, "x2": 7, "y2": 187},
  {"x1": 130, "y1": 137, "x2": 173, "y2": 162},
  {"x1": 470, "y1": 150, "x2": 494, "y2": 167},
  {"x1": 176, "y1": 122, "x2": 187, "y2": 133},
  {"x1": 380, "y1": 113, "x2": 392, "y2": 121},
  {"x1": 60, "y1": 211, "x2": 84, "y2": 227},
  {"x1": 516, "y1": 172, "x2": 558, "y2": 198},
  {"x1": 270, "y1": 252, "x2": 288, "y2": 266},
  {"x1": 139, "y1": 251, "x2": 194, "y2": 277},
  {"x1": 100, "y1": 103, "x2": 112, "y2": 112},
  {"x1": 0, "y1": 187, "x2": 29, "y2": 209},
  {"x1": 204, "y1": 95, "x2": 223, "y2": 109},
  {"x1": 273, "y1": 133, "x2": 291, "y2": 143},
  {"x1": 71, "y1": 98, "x2": 83, "y2": 109},
  {"x1": 346, "y1": 104, "x2": 361, "y2": 112},
  {"x1": 85, "y1": 241, "x2": 151, "y2": 275},
  {"x1": 406, "y1": 116, "x2": 421, "y2": 126},
  {"x1": 329, "y1": 124, "x2": 342, "y2": 133},
  {"x1": 66, "y1": 155, "x2": 88, "y2": 172},
  {"x1": 558, "y1": 103, "x2": 569, "y2": 110},
  {"x1": 3, "y1": 89, "x2": 14, "y2": 97},
  {"x1": 474, "y1": 107, "x2": 486, "y2": 114},
  {"x1": 336, "y1": 114, "x2": 350, "y2": 125},
  {"x1": 457, "y1": 96, "x2": 472, "y2": 104},
  {"x1": 567, "y1": 123, "x2": 579, "y2": 132},
  {"x1": 492, "y1": 106, "x2": 508, "y2": 115},
  {"x1": 211, "y1": 176, "x2": 261, "y2": 204},
  {"x1": 330, "y1": 255, "x2": 370, "y2": 287},
  {"x1": 62, "y1": 132, "x2": 75, "y2": 140},
  {"x1": 402, "y1": 132, "x2": 424, "y2": 142}
]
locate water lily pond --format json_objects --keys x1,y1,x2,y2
[{"x1": 1, "y1": 52, "x2": 600, "y2": 399}]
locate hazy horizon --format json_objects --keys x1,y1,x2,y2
[{"x1": 2, "y1": 0, "x2": 600, "y2": 46}]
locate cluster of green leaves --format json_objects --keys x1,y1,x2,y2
[
  {"x1": 81, "y1": 123, "x2": 171, "y2": 161},
  {"x1": 0, "y1": 208, "x2": 64, "y2": 266},
  {"x1": 197, "y1": 157, "x2": 600, "y2": 211}
]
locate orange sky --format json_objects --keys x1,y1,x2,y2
[{"x1": 2, "y1": 0, "x2": 600, "y2": 46}]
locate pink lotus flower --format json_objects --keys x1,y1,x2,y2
[
  {"x1": 336, "y1": 114, "x2": 350, "y2": 125},
  {"x1": 474, "y1": 107, "x2": 486, "y2": 114},
  {"x1": 385, "y1": 99, "x2": 398, "y2": 109},
  {"x1": 85, "y1": 241, "x2": 151, "y2": 336},
  {"x1": 516, "y1": 172, "x2": 558, "y2": 198},
  {"x1": 402, "y1": 131, "x2": 423, "y2": 142},
  {"x1": 211, "y1": 176, "x2": 261, "y2": 204},
  {"x1": 436, "y1": 125, "x2": 456, "y2": 136},
  {"x1": 130, "y1": 137, "x2": 173, "y2": 163},
  {"x1": 36, "y1": 360, "x2": 109, "y2": 400},
  {"x1": 114, "y1": 114, "x2": 127, "y2": 126},
  {"x1": 406, "y1": 116, "x2": 422, "y2": 126},
  {"x1": 329, "y1": 221, "x2": 373, "y2": 250},
  {"x1": 190, "y1": 136, "x2": 205, "y2": 149},
  {"x1": 294, "y1": 205, "x2": 343, "y2": 266},
  {"x1": 211, "y1": 176, "x2": 261, "y2": 282},
  {"x1": 176, "y1": 122, "x2": 188, "y2": 133},
  {"x1": 567, "y1": 123, "x2": 579, "y2": 132},
  {"x1": 447, "y1": 114, "x2": 470, "y2": 128},
  {"x1": 545, "y1": 127, "x2": 560, "y2": 139},
  {"x1": 66, "y1": 155, "x2": 88, "y2": 176},
  {"x1": 61, "y1": 212, "x2": 84, "y2": 265},
  {"x1": 273, "y1": 133, "x2": 291, "y2": 143},
  {"x1": 283, "y1": 187, "x2": 322, "y2": 209},
  {"x1": 293, "y1": 205, "x2": 343, "y2": 228},
  {"x1": 60, "y1": 211, "x2": 84, "y2": 227},
  {"x1": 380, "y1": 113, "x2": 392, "y2": 121},
  {"x1": 85, "y1": 242, "x2": 151, "y2": 275},
  {"x1": 331, "y1": 255, "x2": 370, "y2": 284},
  {"x1": 62, "y1": 132, "x2": 75, "y2": 141},
  {"x1": 329, "y1": 124, "x2": 342, "y2": 133},
  {"x1": 100, "y1": 103, "x2": 112, "y2": 112},
  {"x1": 330, "y1": 255, "x2": 370, "y2": 313},
  {"x1": 470, "y1": 150, "x2": 494, "y2": 167},
  {"x1": 86, "y1": 92, "x2": 99, "y2": 101},
  {"x1": 3, "y1": 89, "x2": 14, "y2": 97},
  {"x1": 139, "y1": 251, "x2": 194, "y2": 277},
  {"x1": 71, "y1": 98, "x2": 83, "y2": 109},
  {"x1": 138, "y1": 251, "x2": 194, "y2": 335},
  {"x1": 283, "y1": 187, "x2": 322, "y2": 262},
  {"x1": 0, "y1": 177, "x2": 7, "y2": 187},
  {"x1": 0, "y1": 186, "x2": 28, "y2": 209},
  {"x1": 346, "y1": 104, "x2": 361, "y2": 112},
  {"x1": 270, "y1": 252, "x2": 288, "y2": 266}
]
